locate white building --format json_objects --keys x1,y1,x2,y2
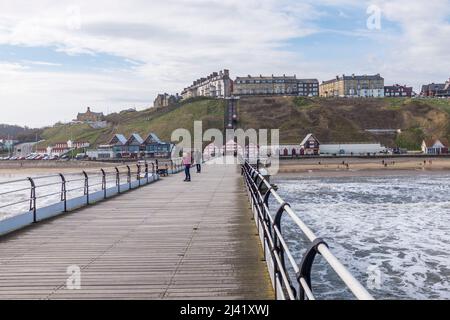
[
  {"x1": 181, "y1": 70, "x2": 233, "y2": 99},
  {"x1": 421, "y1": 139, "x2": 449, "y2": 155},
  {"x1": 87, "y1": 146, "x2": 115, "y2": 160},
  {"x1": 320, "y1": 143, "x2": 387, "y2": 155},
  {"x1": 13, "y1": 142, "x2": 38, "y2": 157}
]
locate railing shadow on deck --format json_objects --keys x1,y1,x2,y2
[{"x1": 241, "y1": 160, "x2": 375, "y2": 301}]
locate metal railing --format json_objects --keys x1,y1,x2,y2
[
  {"x1": 0, "y1": 161, "x2": 159, "y2": 224},
  {"x1": 241, "y1": 160, "x2": 374, "y2": 300}
]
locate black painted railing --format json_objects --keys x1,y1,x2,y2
[{"x1": 241, "y1": 160, "x2": 374, "y2": 300}]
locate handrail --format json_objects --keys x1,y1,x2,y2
[
  {"x1": 0, "y1": 161, "x2": 160, "y2": 221},
  {"x1": 241, "y1": 160, "x2": 374, "y2": 300}
]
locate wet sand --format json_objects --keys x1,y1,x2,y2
[
  {"x1": 0, "y1": 161, "x2": 118, "y2": 175},
  {"x1": 276, "y1": 157, "x2": 450, "y2": 178}
]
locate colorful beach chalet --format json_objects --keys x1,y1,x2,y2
[
  {"x1": 421, "y1": 138, "x2": 449, "y2": 155},
  {"x1": 277, "y1": 134, "x2": 320, "y2": 157},
  {"x1": 143, "y1": 133, "x2": 172, "y2": 158},
  {"x1": 300, "y1": 134, "x2": 321, "y2": 155},
  {"x1": 125, "y1": 133, "x2": 145, "y2": 158},
  {"x1": 109, "y1": 134, "x2": 128, "y2": 158},
  {"x1": 91, "y1": 133, "x2": 172, "y2": 159}
]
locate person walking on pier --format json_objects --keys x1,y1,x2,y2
[
  {"x1": 194, "y1": 149, "x2": 202, "y2": 173},
  {"x1": 183, "y1": 152, "x2": 192, "y2": 182}
]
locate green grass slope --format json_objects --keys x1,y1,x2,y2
[
  {"x1": 237, "y1": 96, "x2": 450, "y2": 150},
  {"x1": 39, "y1": 98, "x2": 225, "y2": 147},
  {"x1": 40, "y1": 96, "x2": 450, "y2": 151}
]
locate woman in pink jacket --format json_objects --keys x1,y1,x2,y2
[{"x1": 182, "y1": 152, "x2": 192, "y2": 182}]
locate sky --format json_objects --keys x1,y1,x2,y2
[{"x1": 0, "y1": 0, "x2": 449, "y2": 127}]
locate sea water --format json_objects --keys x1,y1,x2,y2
[{"x1": 272, "y1": 173, "x2": 450, "y2": 300}]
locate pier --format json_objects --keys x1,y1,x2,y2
[{"x1": 0, "y1": 163, "x2": 274, "y2": 299}]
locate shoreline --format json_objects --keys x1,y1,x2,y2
[
  {"x1": 0, "y1": 161, "x2": 119, "y2": 175},
  {"x1": 275, "y1": 157, "x2": 450, "y2": 178},
  {"x1": 274, "y1": 168, "x2": 450, "y2": 178}
]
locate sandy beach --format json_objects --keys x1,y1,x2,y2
[{"x1": 276, "y1": 157, "x2": 450, "y2": 177}]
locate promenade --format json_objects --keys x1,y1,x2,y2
[{"x1": 0, "y1": 163, "x2": 274, "y2": 299}]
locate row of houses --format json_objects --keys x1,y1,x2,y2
[
  {"x1": 202, "y1": 134, "x2": 388, "y2": 158},
  {"x1": 169, "y1": 70, "x2": 450, "y2": 102},
  {"x1": 180, "y1": 70, "x2": 234, "y2": 100},
  {"x1": 421, "y1": 80, "x2": 450, "y2": 97},
  {"x1": 173, "y1": 70, "x2": 423, "y2": 101},
  {"x1": 276, "y1": 134, "x2": 387, "y2": 157},
  {"x1": 87, "y1": 133, "x2": 172, "y2": 160},
  {"x1": 204, "y1": 134, "x2": 450, "y2": 158},
  {"x1": 277, "y1": 134, "x2": 450, "y2": 157}
]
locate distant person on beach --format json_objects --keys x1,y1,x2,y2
[
  {"x1": 194, "y1": 150, "x2": 202, "y2": 173},
  {"x1": 182, "y1": 152, "x2": 191, "y2": 182}
]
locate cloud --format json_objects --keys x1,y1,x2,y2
[
  {"x1": 0, "y1": 0, "x2": 448, "y2": 126},
  {"x1": 372, "y1": 0, "x2": 450, "y2": 82}
]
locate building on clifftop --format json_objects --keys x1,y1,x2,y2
[{"x1": 76, "y1": 107, "x2": 105, "y2": 122}]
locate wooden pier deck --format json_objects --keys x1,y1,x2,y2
[{"x1": 0, "y1": 163, "x2": 274, "y2": 300}]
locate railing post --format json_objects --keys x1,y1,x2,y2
[
  {"x1": 101, "y1": 168, "x2": 106, "y2": 199},
  {"x1": 296, "y1": 238, "x2": 328, "y2": 300},
  {"x1": 241, "y1": 159, "x2": 372, "y2": 301},
  {"x1": 115, "y1": 167, "x2": 120, "y2": 194},
  {"x1": 28, "y1": 177, "x2": 37, "y2": 223},
  {"x1": 145, "y1": 161, "x2": 149, "y2": 183},
  {"x1": 136, "y1": 163, "x2": 141, "y2": 186},
  {"x1": 151, "y1": 162, "x2": 155, "y2": 177},
  {"x1": 273, "y1": 203, "x2": 290, "y2": 275},
  {"x1": 126, "y1": 165, "x2": 131, "y2": 189},
  {"x1": 82, "y1": 171, "x2": 89, "y2": 205},
  {"x1": 59, "y1": 173, "x2": 67, "y2": 212}
]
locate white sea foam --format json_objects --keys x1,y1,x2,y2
[{"x1": 273, "y1": 174, "x2": 450, "y2": 300}]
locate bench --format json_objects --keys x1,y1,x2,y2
[{"x1": 157, "y1": 168, "x2": 169, "y2": 177}]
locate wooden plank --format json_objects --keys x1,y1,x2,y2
[{"x1": 0, "y1": 164, "x2": 274, "y2": 300}]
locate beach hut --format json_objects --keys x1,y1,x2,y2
[
  {"x1": 142, "y1": 133, "x2": 172, "y2": 159},
  {"x1": 125, "y1": 133, "x2": 144, "y2": 158},
  {"x1": 421, "y1": 138, "x2": 449, "y2": 155},
  {"x1": 300, "y1": 133, "x2": 320, "y2": 155},
  {"x1": 108, "y1": 134, "x2": 128, "y2": 158}
]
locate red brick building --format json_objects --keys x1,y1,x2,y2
[
  {"x1": 384, "y1": 84, "x2": 413, "y2": 97},
  {"x1": 421, "y1": 80, "x2": 450, "y2": 97}
]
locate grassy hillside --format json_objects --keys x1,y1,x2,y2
[
  {"x1": 238, "y1": 96, "x2": 450, "y2": 150},
  {"x1": 39, "y1": 98, "x2": 225, "y2": 147},
  {"x1": 39, "y1": 96, "x2": 450, "y2": 151}
]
